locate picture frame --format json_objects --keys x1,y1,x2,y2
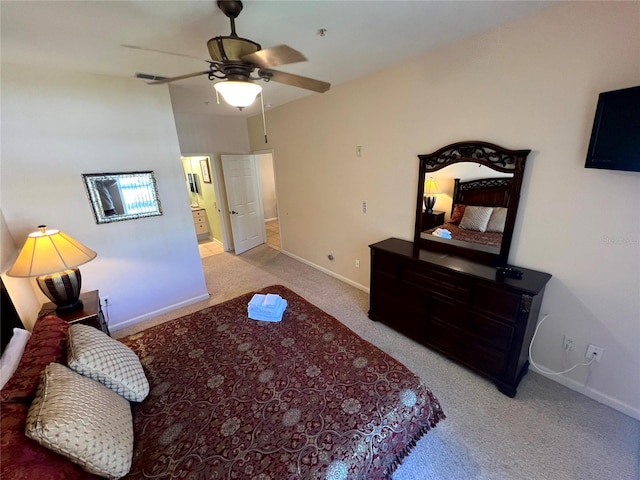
[
  {"x1": 82, "y1": 171, "x2": 163, "y2": 224},
  {"x1": 200, "y1": 158, "x2": 212, "y2": 183}
]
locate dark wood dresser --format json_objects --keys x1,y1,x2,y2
[{"x1": 369, "y1": 238, "x2": 551, "y2": 397}]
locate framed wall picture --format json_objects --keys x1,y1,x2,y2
[{"x1": 200, "y1": 158, "x2": 212, "y2": 183}]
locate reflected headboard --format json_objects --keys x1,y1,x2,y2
[
  {"x1": 452, "y1": 177, "x2": 513, "y2": 214},
  {"x1": 1, "y1": 278, "x2": 24, "y2": 355}
]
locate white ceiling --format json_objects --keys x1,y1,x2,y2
[{"x1": 1, "y1": 0, "x2": 552, "y2": 117}]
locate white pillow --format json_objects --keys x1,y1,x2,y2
[
  {"x1": 25, "y1": 363, "x2": 134, "y2": 479},
  {"x1": 486, "y1": 207, "x2": 508, "y2": 233},
  {"x1": 459, "y1": 206, "x2": 494, "y2": 232},
  {"x1": 0, "y1": 328, "x2": 31, "y2": 389},
  {"x1": 67, "y1": 324, "x2": 149, "y2": 402}
]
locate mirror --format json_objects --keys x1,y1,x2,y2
[
  {"x1": 413, "y1": 141, "x2": 530, "y2": 266},
  {"x1": 82, "y1": 171, "x2": 163, "y2": 224}
]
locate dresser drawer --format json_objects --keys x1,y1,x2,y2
[
  {"x1": 192, "y1": 209, "x2": 206, "y2": 219},
  {"x1": 401, "y1": 260, "x2": 472, "y2": 303},
  {"x1": 370, "y1": 272, "x2": 427, "y2": 340},
  {"x1": 428, "y1": 319, "x2": 507, "y2": 378},
  {"x1": 371, "y1": 249, "x2": 400, "y2": 276},
  {"x1": 473, "y1": 283, "x2": 522, "y2": 323},
  {"x1": 194, "y1": 222, "x2": 209, "y2": 234},
  {"x1": 431, "y1": 297, "x2": 513, "y2": 352}
]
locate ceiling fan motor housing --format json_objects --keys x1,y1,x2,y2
[{"x1": 207, "y1": 36, "x2": 261, "y2": 63}]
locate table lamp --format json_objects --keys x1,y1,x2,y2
[
  {"x1": 7, "y1": 225, "x2": 97, "y2": 312},
  {"x1": 424, "y1": 178, "x2": 441, "y2": 213}
]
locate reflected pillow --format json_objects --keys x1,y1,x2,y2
[
  {"x1": 487, "y1": 207, "x2": 508, "y2": 233},
  {"x1": 459, "y1": 206, "x2": 493, "y2": 232},
  {"x1": 450, "y1": 204, "x2": 466, "y2": 224}
]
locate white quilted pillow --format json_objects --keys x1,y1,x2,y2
[
  {"x1": 25, "y1": 363, "x2": 133, "y2": 479},
  {"x1": 459, "y1": 206, "x2": 494, "y2": 232},
  {"x1": 67, "y1": 324, "x2": 149, "y2": 402}
]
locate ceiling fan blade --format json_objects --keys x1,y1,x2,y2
[
  {"x1": 259, "y1": 68, "x2": 330, "y2": 93},
  {"x1": 147, "y1": 71, "x2": 210, "y2": 85},
  {"x1": 121, "y1": 44, "x2": 210, "y2": 63},
  {"x1": 242, "y1": 45, "x2": 307, "y2": 69}
]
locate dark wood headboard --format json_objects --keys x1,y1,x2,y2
[
  {"x1": 451, "y1": 177, "x2": 513, "y2": 216},
  {"x1": 1, "y1": 278, "x2": 25, "y2": 355}
]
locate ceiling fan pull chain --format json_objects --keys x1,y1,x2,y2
[{"x1": 260, "y1": 91, "x2": 268, "y2": 144}]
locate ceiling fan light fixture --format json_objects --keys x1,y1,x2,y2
[{"x1": 214, "y1": 80, "x2": 262, "y2": 108}]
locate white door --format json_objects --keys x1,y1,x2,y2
[{"x1": 221, "y1": 154, "x2": 265, "y2": 254}]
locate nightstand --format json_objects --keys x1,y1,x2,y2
[
  {"x1": 38, "y1": 289, "x2": 110, "y2": 336},
  {"x1": 421, "y1": 210, "x2": 445, "y2": 231}
]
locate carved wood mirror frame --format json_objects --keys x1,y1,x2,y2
[{"x1": 413, "y1": 141, "x2": 530, "y2": 266}]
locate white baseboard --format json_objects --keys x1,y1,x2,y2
[
  {"x1": 280, "y1": 249, "x2": 370, "y2": 294},
  {"x1": 533, "y1": 366, "x2": 640, "y2": 420},
  {"x1": 108, "y1": 293, "x2": 210, "y2": 332},
  {"x1": 264, "y1": 217, "x2": 278, "y2": 223}
]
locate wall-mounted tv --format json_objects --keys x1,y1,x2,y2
[{"x1": 585, "y1": 85, "x2": 640, "y2": 173}]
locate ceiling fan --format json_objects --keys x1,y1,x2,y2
[{"x1": 142, "y1": 0, "x2": 330, "y2": 109}]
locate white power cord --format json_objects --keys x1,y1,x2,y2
[{"x1": 528, "y1": 314, "x2": 596, "y2": 375}]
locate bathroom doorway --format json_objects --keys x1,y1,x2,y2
[{"x1": 181, "y1": 155, "x2": 226, "y2": 257}]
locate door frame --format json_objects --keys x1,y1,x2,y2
[
  {"x1": 181, "y1": 153, "x2": 233, "y2": 251},
  {"x1": 252, "y1": 148, "x2": 280, "y2": 249}
]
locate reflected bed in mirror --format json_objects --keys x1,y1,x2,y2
[
  {"x1": 414, "y1": 141, "x2": 530, "y2": 266},
  {"x1": 82, "y1": 171, "x2": 162, "y2": 224}
]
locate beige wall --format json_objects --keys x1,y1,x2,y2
[
  {"x1": 248, "y1": 2, "x2": 640, "y2": 418},
  {"x1": 1, "y1": 65, "x2": 209, "y2": 331}
]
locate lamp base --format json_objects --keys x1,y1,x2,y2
[
  {"x1": 55, "y1": 299, "x2": 84, "y2": 313},
  {"x1": 37, "y1": 267, "x2": 83, "y2": 312},
  {"x1": 424, "y1": 196, "x2": 436, "y2": 214}
]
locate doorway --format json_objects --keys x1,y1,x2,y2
[
  {"x1": 181, "y1": 155, "x2": 225, "y2": 257},
  {"x1": 256, "y1": 152, "x2": 280, "y2": 251}
]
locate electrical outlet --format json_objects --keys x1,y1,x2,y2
[
  {"x1": 100, "y1": 295, "x2": 110, "y2": 306},
  {"x1": 361, "y1": 200, "x2": 367, "y2": 214},
  {"x1": 586, "y1": 344, "x2": 604, "y2": 362},
  {"x1": 562, "y1": 335, "x2": 574, "y2": 351}
]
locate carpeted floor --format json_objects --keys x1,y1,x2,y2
[{"x1": 115, "y1": 245, "x2": 640, "y2": 480}]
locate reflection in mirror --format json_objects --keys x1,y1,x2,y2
[
  {"x1": 414, "y1": 141, "x2": 530, "y2": 266},
  {"x1": 83, "y1": 172, "x2": 163, "y2": 224}
]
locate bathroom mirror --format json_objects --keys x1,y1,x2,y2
[
  {"x1": 82, "y1": 171, "x2": 163, "y2": 224},
  {"x1": 413, "y1": 141, "x2": 530, "y2": 266}
]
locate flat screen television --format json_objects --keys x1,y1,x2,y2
[{"x1": 585, "y1": 85, "x2": 640, "y2": 172}]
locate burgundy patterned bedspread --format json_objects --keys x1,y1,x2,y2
[
  {"x1": 120, "y1": 285, "x2": 444, "y2": 480},
  {"x1": 426, "y1": 222, "x2": 503, "y2": 248}
]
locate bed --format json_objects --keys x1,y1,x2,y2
[
  {"x1": 422, "y1": 176, "x2": 513, "y2": 253},
  {"x1": 1, "y1": 284, "x2": 445, "y2": 479}
]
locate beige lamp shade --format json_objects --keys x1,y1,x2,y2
[
  {"x1": 7, "y1": 226, "x2": 96, "y2": 277},
  {"x1": 7, "y1": 226, "x2": 96, "y2": 312},
  {"x1": 424, "y1": 178, "x2": 441, "y2": 195}
]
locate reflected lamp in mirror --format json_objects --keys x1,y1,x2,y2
[
  {"x1": 6, "y1": 226, "x2": 97, "y2": 312},
  {"x1": 424, "y1": 178, "x2": 441, "y2": 213},
  {"x1": 83, "y1": 171, "x2": 162, "y2": 224}
]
